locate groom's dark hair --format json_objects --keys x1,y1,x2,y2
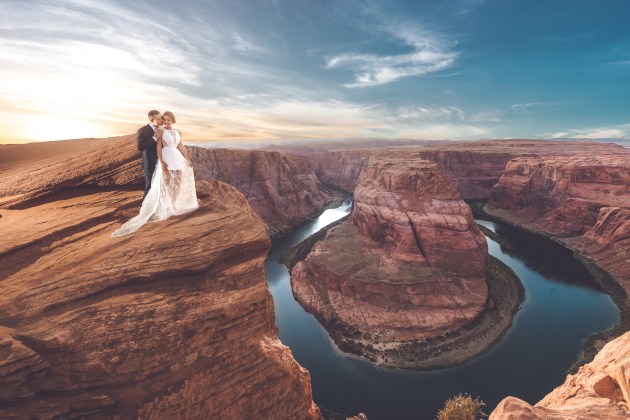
[{"x1": 148, "y1": 110, "x2": 160, "y2": 118}]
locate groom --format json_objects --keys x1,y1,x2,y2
[{"x1": 136, "y1": 110, "x2": 162, "y2": 198}]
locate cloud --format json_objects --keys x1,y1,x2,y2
[
  {"x1": 547, "y1": 126, "x2": 628, "y2": 139},
  {"x1": 510, "y1": 101, "x2": 580, "y2": 114},
  {"x1": 510, "y1": 102, "x2": 547, "y2": 113},
  {"x1": 324, "y1": 22, "x2": 459, "y2": 88},
  {"x1": 0, "y1": 0, "x2": 315, "y2": 142},
  {"x1": 468, "y1": 110, "x2": 501, "y2": 122}
]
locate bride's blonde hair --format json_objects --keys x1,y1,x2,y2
[{"x1": 163, "y1": 111, "x2": 176, "y2": 123}]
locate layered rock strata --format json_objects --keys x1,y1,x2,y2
[
  {"x1": 305, "y1": 140, "x2": 625, "y2": 200},
  {"x1": 490, "y1": 331, "x2": 630, "y2": 419},
  {"x1": 190, "y1": 147, "x2": 338, "y2": 236},
  {"x1": 485, "y1": 152, "x2": 630, "y2": 295},
  {"x1": 0, "y1": 138, "x2": 321, "y2": 419},
  {"x1": 0, "y1": 135, "x2": 337, "y2": 236}
]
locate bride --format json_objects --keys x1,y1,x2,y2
[{"x1": 112, "y1": 111, "x2": 199, "y2": 237}]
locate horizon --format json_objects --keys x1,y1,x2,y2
[
  {"x1": 4, "y1": 134, "x2": 629, "y2": 150},
  {"x1": 1, "y1": 1, "x2": 629, "y2": 144}
]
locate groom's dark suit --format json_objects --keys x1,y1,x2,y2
[{"x1": 136, "y1": 123, "x2": 159, "y2": 198}]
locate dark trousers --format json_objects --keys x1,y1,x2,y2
[{"x1": 142, "y1": 155, "x2": 157, "y2": 199}]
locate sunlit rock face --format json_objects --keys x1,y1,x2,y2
[{"x1": 0, "y1": 136, "x2": 321, "y2": 419}]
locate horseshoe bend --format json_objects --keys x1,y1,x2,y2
[{"x1": 1, "y1": 136, "x2": 629, "y2": 419}]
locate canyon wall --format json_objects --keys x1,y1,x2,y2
[
  {"x1": 486, "y1": 151, "x2": 630, "y2": 292},
  {"x1": 350, "y1": 157, "x2": 488, "y2": 275},
  {"x1": 190, "y1": 147, "x2": 337, "y2": 236},
  {"x1": 305, "y1": 148, "x2": 515, "y2": 199},
  {"x1": 490, "y1": 330, "x2": 630, "y2": 419},
  {"x1": 304, "y1": 140, "x2": 624, "y2": 200},
  {"x1": 306, "y1": 150, "x2": 373, "y2": 192},
  {"x1": 415, "y1": 150, "x2": 517, "y2": 200},
  {"x1": 0, "y1": 137, "x2": 321, "y2": 418}
]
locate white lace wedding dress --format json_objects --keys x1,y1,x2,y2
[{"x1": 112, "y1": 129, "x2": 199, "y2": 237}]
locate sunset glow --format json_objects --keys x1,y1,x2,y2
[{"x1": 1, "y1": 1, "x2": 629, "y2": 144}]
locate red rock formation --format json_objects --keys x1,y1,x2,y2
[
  {"x1": 307, "y1": 149, "x2": 373, "y2": 192},
  {"x1": 304, "y1": 140, "x2": 625, "y2": 200},
  {"x1": 413, "y1": 140, "x2": 622, "y2": 200},
  {"x1": 486, "y1": 151, "x2": 630, "y2": 292},
  {"x1": 189, "y1": 147, "x2": 338, "y2": 236},
  {"x1": 0, "y1": 138, "x2": 321, "y2": 418},
  {"x1": 350, "y1": 157, "x2": 488, "y2": 276},
  {"x1": 291, "y1": 156, "x2": 490, "y2": 365},
  {"x1": 490, "y1": 331, "x2": 630, "y2": 419},
  {"x1": 559, "y1": 206, "x2": 630, "y2": 296},
  {"x1": 415, "y1": 149, "x2": 518, "y2": 200}
]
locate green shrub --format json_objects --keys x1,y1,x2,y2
[{"x1": 436, "y1": 393, "x2": 486, "y2": 420}]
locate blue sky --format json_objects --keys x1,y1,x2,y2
[{"x1": 1, "y1": 0, "x2": 629, "y2": 143}]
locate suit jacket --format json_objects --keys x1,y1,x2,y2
[{"x1": 136, "y1": 124, "x2": 158, "y2": 170}]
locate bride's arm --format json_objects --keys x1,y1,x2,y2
[
  {"x1": 177, "y1": 137, "x2": 192, "y2": 165},
  {"x1": 156, "y1": 134, "x2": 167, "y2": 170}
]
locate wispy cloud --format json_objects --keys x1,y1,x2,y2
[
  {"x1": 510, "y1": 101, "x2": 579, "y2": 113},
  {"x1": 547, "y1": 125, "x2": 630, "y2": 139},
  {"x1": 324, "y1": 22, "x2": 459, "y2": 88}
]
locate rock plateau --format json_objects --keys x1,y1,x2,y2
[{"x1": 0, "y1": 136, "x2": 321, "y2": 418}]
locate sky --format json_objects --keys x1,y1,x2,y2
[{"x1": 1, "y1": 0, "x2": 629, "y2": 144}]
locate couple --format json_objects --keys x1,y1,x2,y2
[{"x1": 112, "y1": 110, "x2": 199, "y2": 237}]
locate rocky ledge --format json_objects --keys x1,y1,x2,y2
[
  {"x1": 0, "y1": 137, "x2": 321, "y2": 418},
  {"x1": 490, "y1": 330, "x2": 630, "y2": 419},
  {"x1": 289, "y1": 156, "x2": 523, "y2": 368}
]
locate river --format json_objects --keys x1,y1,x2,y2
[{"x1": 264, "y1": 197, "x2": 619, "y2": 419}]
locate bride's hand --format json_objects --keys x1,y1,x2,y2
[{"x1": 161, "y1": 160, "x2": 168, "y2": 170}]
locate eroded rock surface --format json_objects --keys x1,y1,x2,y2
[
  {"x1": 305, "y1": 140, "x2": 625, "y2": 200},
  {"x1": 190, "y1": 147, "x2": 338, "y2": 236},
  {"x1": 490, "y1": 331, "x2": 630, "y2": 419},
  {"x1": 0, "y1": 136, "x2": 337, "y2": 237},
  {"x1": 486, "y1": 151, "x2": 630, "y2": 293},
  {"x1": 0, "y1": 138, "x2": 321, "y2": 419}
]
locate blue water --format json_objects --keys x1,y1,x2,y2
[{"x1": 264, "y1": 198, "x2": 619, "y2": 419}]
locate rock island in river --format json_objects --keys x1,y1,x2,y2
[{"x1": 287, "y1": 156, "x2": 524, "y2": 369}]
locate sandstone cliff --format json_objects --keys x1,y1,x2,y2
[
  {"x1": 289, "y1": 156, "x2": 523, "y2": 369},
  {"x1": 307, "y1": 149, "x2": 373, "y2": 193},
  {"x1": 0, "y1": 137, "x2": 321, "y2": 418},
  {"x1": 490, "y1": 330, "x2": 630, "y2": 419},
  {"x1": 190, "y1": 147, "x2": 338, "y2": 236},
  {"x1": 486, "y1": 151, "x2": 630, "y2": 294}
]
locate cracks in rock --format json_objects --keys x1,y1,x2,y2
[{"x1": 405, "y1": 212, "x2": 430, "y2": 266}]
